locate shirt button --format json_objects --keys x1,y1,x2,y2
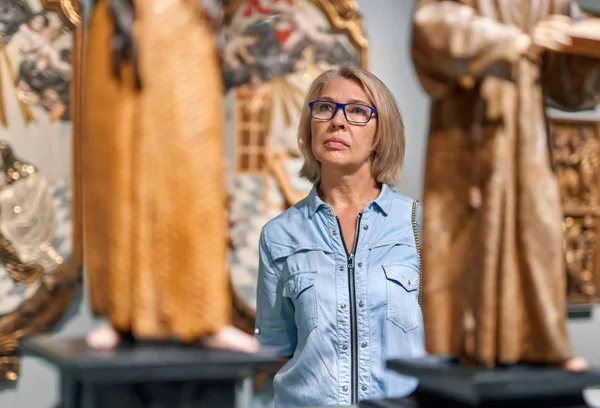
[
  {"x1": 332, "y1": 230, "x2": 338, "y2": 236},
  {"x1": 254, "y1": 328, "x2": 260, "y2": 335},
  {"x1": 342, "y1": 344, "x2": 348, "y2": 350},
  {"x1": 359, "y1": 300, "x2": 364, "y2": 307},
  {"x1": 368, "y1": 203, "x2": 372, "y2": 209},
  {"x1": 342, "y1": 385, "x2": 348, "y2": 392},
  {"x1": 361, "y1": 342, "x2": 368, "y2": 348},
  {"x1": 340, "y1": 304, "x2": 347, "y2": 309},
  {"x1": 358, "y1": 262, "x2": 363, "y2": 268},
  {"x1": 363, "y1": 225, "x2": 369, "y2": 231},
  {"x1": 338, "y1": 265, "x2": 344, "y2": 271},
  {"x1": 362, "y1": 385, "x2": 368, "y2": 391}
]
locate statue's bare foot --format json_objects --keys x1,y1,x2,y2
[
  {"x1": 562, "y1": 356, "x2": 589, "y2": 372},
  {"x1": 86, "y1": 323, "x2": 121, "y2": 350},
  {"x1": 200, "y1": 325, "x2": 260, "y2": 353}
]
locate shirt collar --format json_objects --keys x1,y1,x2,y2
[
  {"x1": 307, "y1": 184, "x2": 328, "y2": 218},
  {"x1": 372, "y1": 183, "x2": 393, "y2": 216},
  {"x1": 307, "y1": 182, "x2": 393, "y2": 218}
]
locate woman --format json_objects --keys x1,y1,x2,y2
[
  {"x1": 255, "y1": 64, "x2": 424, "y2": 407},
  {"x1": 81, "y1": 0, "x2": 257, "y2": 351}
]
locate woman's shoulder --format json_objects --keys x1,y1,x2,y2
[
  {"x1": 260, "y1": 196, "x2": 311, "y2": 242},
  {"x1": 386, "y1": 187, "x2": 422, "y2": 233},
  {"x1": 388, "y1": 187, "x2": 420, "y2": 215}
]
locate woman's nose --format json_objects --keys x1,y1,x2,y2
[{"x1": 330, "y1": 108, "x2": 347, "y2": 127}]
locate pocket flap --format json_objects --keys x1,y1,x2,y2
[
  {"x1": 368, "y1": 237, "x2": 415, "y2": 250},
  {"x1": 270, "y1": 243, "x2": 332, "y2": 261},
  {"x1": 382, "y1": 264, "x2": 419, "y2": 291},
  {"x1": 282, "y1": 271, "x2": 317, "y2": 298}
]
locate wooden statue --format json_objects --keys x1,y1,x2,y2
[
  {"x1": 411, "y1": 0, "x2": 600, "y2": 368},
  {"x1": 81, "y1": 0, "x2": 258, "y2": 351}
]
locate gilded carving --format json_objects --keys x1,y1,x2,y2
[
  {"x1": 0, "y1": 0, "x2": 82, "y2": 381},
  {"x1": 550, "y1": 118, "x2": 600, "y2": 304}
]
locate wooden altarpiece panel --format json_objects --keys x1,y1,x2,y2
[
  {"x1": 0, "y1": 0, "x2": 82, "y2": 381},
  {"x1": 550, "y1": 117, "x2": 600, "y2": 304},
  {"x1": 219, "y1": 0, "x2": 369, "y2": 330}
]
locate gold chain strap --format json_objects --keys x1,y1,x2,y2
[{"x1": 411, "y1": 199, "x2": 423, "y2": 308}]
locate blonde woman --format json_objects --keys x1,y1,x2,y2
[{"x1": 255, "y1": 64, "x2": 424, "y2": 407}]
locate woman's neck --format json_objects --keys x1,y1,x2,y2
[{"x1": 317, "y1": 168, "x2": 381, "y2": 212}]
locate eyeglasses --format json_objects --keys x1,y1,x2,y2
[{"x1": 308, "y1": 100, "x2": 377, "y2": 124}]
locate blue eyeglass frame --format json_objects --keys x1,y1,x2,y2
[{"x1": 308, "y1": 100, "x2": 377, "y2": 124}]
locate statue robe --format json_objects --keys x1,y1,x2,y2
[
  {"x1": 81, "y1": 0, "x2": 231, "y2": 341},
  {"x1": 412, "y1": 0, "x2": 600, "y2": 365}
]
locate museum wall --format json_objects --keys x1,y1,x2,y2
[{"x1": 0, "y1": 1, "x2": 599, "y2": 407}]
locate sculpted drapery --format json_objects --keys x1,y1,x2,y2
[
  {"x1": 412, "y1": 0, "x2": 600, "y2": 366},
  {"x1": 82, "y1": 0, "x2": 231, "y2": 341}
]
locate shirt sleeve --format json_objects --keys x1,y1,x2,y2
[
  {"x1": 411, "y1": 0, "x2": 525, "y2": 98},
  {"x1": 255, "y1": 228, "x2": 297, "y2": 356}
]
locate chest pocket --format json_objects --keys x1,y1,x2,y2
[
  {"x1": 282, "y1": 271, "x2": 318, "y2": 339},
  {"x1": 382, "y1": 263, "x2": 420, "y2": 333}
]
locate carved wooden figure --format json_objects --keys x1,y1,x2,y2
[
  {"x1": 412, "y1": 0, "x2": 600, "y2": 367},
  {"x1": 81, "y1": 0, "x2": 257, "y2": 351}
]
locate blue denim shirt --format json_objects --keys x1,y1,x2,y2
[{"x1": 255, "y1": 183, "x2": 425, "y2": 407}]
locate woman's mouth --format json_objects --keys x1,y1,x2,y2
[{"x1": 324, "y1": 137, "x2": 348, "y2": 149}]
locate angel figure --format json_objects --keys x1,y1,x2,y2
[
  {"x1": 19, "y1": 12, "x2": 71, "y2": 74},
  {"x1": 81, "y1": 0, "x2": 258, "y2": 352},
  {"x1": 271, "y1": 1, "x2": 334, "y2": 51},
  {"x1": 221, "y1": 33, "x2": 258, "y2": 70},
  {"x1": 412, "y1": 0, "x2": 600, "y2": 370}
]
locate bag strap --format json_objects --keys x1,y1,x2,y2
[{"x1": 411, "y1": 199, "x2": 423, "y2": 308}]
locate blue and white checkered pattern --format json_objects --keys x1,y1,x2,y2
[{"x1": 228, "y1": 174, "x2": 282, "y2": 311}]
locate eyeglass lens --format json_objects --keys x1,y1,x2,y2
[{"x1": 311, "y1": 101, "x2": 371, "y2": 123}]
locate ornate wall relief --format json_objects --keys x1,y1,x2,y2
[
  {"x1": 0, "y1": 0, "x2": 82, "y2": 381},
  {"x1": 219, "y1": 0, "x2": 368, "y2": 328},
  {"x1": 550, "y1": 117, "x2": 600, "y2": 304}
]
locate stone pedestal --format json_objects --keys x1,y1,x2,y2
[
  {"x1": 359, "y1": 355, "x2": 600, "y2": 408},
  {"x1": 23, "y1": 335, "x2": 279, "y2": 408}
]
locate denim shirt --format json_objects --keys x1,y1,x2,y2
[{"x1": 255, "y1": 183, "x2": 425, "y2": 407}]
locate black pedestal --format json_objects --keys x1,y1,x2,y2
[
  {"x1": 23, "y1": 335, "x2": 279, "y2": 408},
  {"x1": 364, "y1": 355, "x2": 600, "y2": 408}
]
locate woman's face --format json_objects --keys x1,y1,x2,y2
[{"x1": 310, "y1": 77, "x2": 377, "y2": 177}]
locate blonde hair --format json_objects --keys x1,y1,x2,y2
[{"x1": 298, "y1": 64, "x2": 405, "y2": 185}]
